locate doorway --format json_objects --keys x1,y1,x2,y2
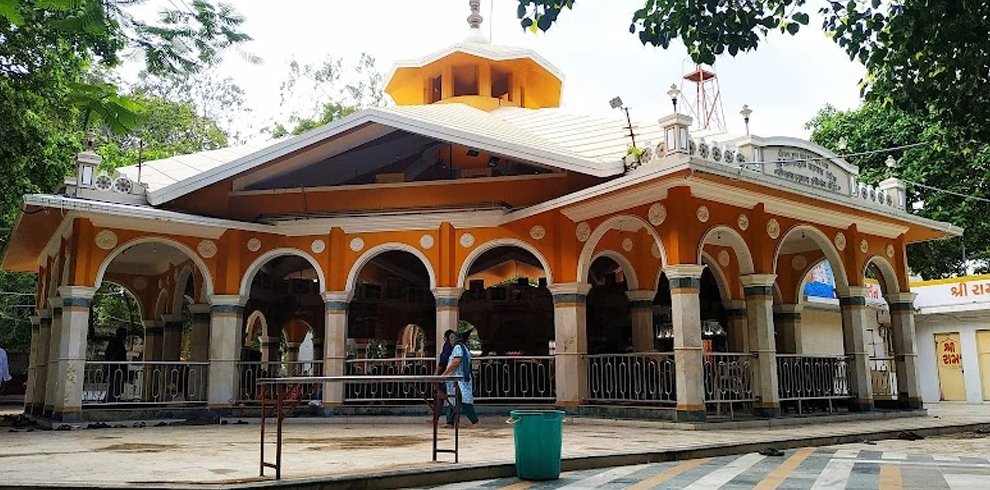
[{"x1": 934, "y1": 332, "x2": 966, "y2": 401}]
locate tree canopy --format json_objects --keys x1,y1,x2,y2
[
  {"x1": 514, "y1": 0, "x2": 990, "y2": 147},
  {"x1": 0, "y1": 0, "x2": 251, "y2": 352},
  {"x1": 515, "y1": 0, "x2": 989, "y2": 278},
  {"x1": 807, "y1": 104, "x2": 989, "y2": 279}
]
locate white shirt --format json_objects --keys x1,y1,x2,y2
[{"x1": 0, "y1": 347, "x2": 11, "y2": 384}]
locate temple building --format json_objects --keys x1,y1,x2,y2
[{"x1": 3, "y1": 2, "x2": 961, "y2": 422}]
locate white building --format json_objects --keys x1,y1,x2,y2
[{"x1": 914, "y1": 275, "x2": 990, "y2": 403}]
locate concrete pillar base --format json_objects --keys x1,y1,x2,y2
[
  {"x1": 898, "y1": 397, "x2": 923, "y2": 410},
  {"x1": 51, "y1": 409, "x2": 82, "y2": 423},
  {"x1": 753, "y1": 405, "x2": 781, "y2": 418},
  {"x1": 674, "y1": 409, "x2": 707, "y2": 422},
  {"x1": 848, "y1": 398, "x2": 875, "y2": 412}
]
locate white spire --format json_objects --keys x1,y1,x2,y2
[{"x1": 466, "y1": 0, "x2": 488, "y2": 43}]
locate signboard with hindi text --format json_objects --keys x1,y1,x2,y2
[
  {"x1": 912, "y1": 275, "x2": 990, "y2": 311},
  {"x1": 762, "y1": 146, "x2": 854, "y2": 195}
]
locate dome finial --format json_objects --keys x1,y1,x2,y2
[
  {"x1": 467, "y1": 0, "x2": 483, "y2": 29},
  {"x1": 466, "y1": 0, "x2": 487, "y2": 42}
]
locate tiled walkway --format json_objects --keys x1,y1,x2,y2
[
  {"x1": 427, "y1": 446, "x2": 990, "y2": 489},
  {"x1": 0, "y1": 404, "x2": 988, "y2": 487}
]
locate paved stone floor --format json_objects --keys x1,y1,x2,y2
[
  {"x1": 427, "y1": 439, "x2": 990, "y2": 489},
  {"x1": 0, "y1": 404, "x2": 988, "y2": 487}
]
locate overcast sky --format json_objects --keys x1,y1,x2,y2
[{"x1": 138, "y1": 0, "x2": 867, "y2": 139}]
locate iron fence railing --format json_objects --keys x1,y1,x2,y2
[
  {"x1": 870, "y1": 356, "x2": 897, "y2": 400},
  {"x1": 237, "y1": 361, "x2": 322, "y2": 404},
  {"x1": 586, "y1": 353, "x2": 676, "y2": 405},
  {"x1": 82, "y1": 361, "x2": 208, "y2": 406}
]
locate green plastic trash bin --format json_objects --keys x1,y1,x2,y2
[{"x1": 508, "y1": 409, "x2": 565, "y2": 480}]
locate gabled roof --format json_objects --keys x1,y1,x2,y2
[{"x1": 128, "y1": 103, "x2": 645, "y2": 206}]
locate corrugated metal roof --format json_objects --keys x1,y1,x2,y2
[
  {"x1": 132, "y1": 103, "x2": 746, "y2": 203},
  {"x1": 491, "y1": 107, "x2": 666, "y2": 163},
  {"x1": 117, "y1": 141, "x2": 272, "y2": 192}
]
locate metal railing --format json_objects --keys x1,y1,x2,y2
[
  {"x1": 776, "y1": 355, "x2": 851, "y2": 413},
  {"x1": 474, "y1": 356, "x2": 555, "y2": 401},
  {"x1": 82, "y1": 361, "x2": 208, "y2": 406},
  {"x1": 344, "y1": 357, "x2": 435, "y2": 402},
  {"x1": 587, "y1": 353, "x2": 676, "y2": 405},
  {"x1": 704, "y1": 353, "x2": 755, "y2": 417},
  {"x1": 237, "y1": 361, "x2": 323, "y2": 404},
  {"x1": 342, "y1": 356, "x2": 556, "y2": 403},
  {"x1": 870, "y1": 356, "x2": 897, "y2": 400}
]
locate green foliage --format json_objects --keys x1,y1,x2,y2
[
  {"x1": 272, "y1": 54, "x2": 386, "y2": 137},
  {"x1": 515, "y1": 0, "x2": 989, "y2": 279},
  {"x1": 807, "y1": 104, "x2": 990, "y2": 279},
  {"x1": 0, "y1": 271, "x2": 37, "y2": 352},
  {"x1": 0, "y1": 0, "x2": 250, "y2": 351},
  {"x1": 96, "y1": 94, "x2": 228, "y2": 170}
]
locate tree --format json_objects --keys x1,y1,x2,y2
[
  {"x1": 513, "y1": 1, "x2": 990, "y2": 154},
  {"x1": 806, "y1": 104, "x2": 989, "y2": 279},
  {"x1": 0, "y1": 0, "x2": 252, "y2": 353},
  {"x1": 96, "y1": 94, "x2": 229, "y2": 170},
  {"x1": 271, "y1": 54, "x2": 387, "y2": 137},
  {"x1": 515, "y1": 0, "x2": 989, "y2": 278}
]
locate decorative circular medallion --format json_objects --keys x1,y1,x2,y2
[
  {"x1": 834, "y1": 232, "x2": 847, "y2": 251},
  {"x1": 860, "y1": 239, "x2": 869, "y2": 254},
  {"x1": 648, "y1": 203, "x2": 667, "y2": 226},
  {"x1": 737, "y1": 214, "x2": 750, "y2": 231},
  {"x1": 575, "y1": 222, "x2": 591, "y2": 242},
  {"x1": 459, "y1": 233, "x2": 475, "y2": 248},
  {"x1": 197, "y1": 240, "x2": 217, "y2": 259},
  {"x1": 94, "y1": 174, "x2": 113, "y2": 191},
  {"x1": 791, "y1": 254, "x2": 808, "y2": 271},
  {"x1": 419, "y1": 234, "x2": 435, "y2": 249},
  {"x1": 529, "y1": 225, "x2": 546, "y2": 240},
  {"x1": 622, "y1": 238, "x2": 634, "y2": 252},
  {"x1": 94, "y1": 230, "x2": 118, "y2": 250},
  {"x1": 886, "y1": 244, "x2": 895, "y2": 258},
  {"x1": 246, "y1": 238, "x2": 261, "y2": 252},
  {"x1": 349, "y1": 238, "x2": 365, "y2": 252},
  {"x1": 651, "y1": 241, "x2": 662, "y2": 259},
  {"x1": 766, "y1": 218, "x2": 781, "y2": 239},
  {"x1": 132, "y1": 276, "x2": 148, "y2": 291},
  {"x1": 112, "y1": 177, "x2": 133, "y2": 194},
  {"x1": 311, "y1": 239, "x2": 326, "y2": 254},
  {"x1": 718, "y1": 250, "x2": 731, "y2": 267},
  {"x1": 696, "y1": 205, "x2": 710, "y2": 223}
]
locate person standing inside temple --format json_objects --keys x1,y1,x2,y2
[
  {"x1": 104, "y1": 326, "x2": 128, "y2": 402},
  {"x1": 441, "y1": 329, "x2": 479, "y2": 427}
]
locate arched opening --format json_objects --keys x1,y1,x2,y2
[
  {"x1": 775, "y1": 226, "x2": 855, "y2": 413},
  {"x1": 348, "y1": 250, "x2": 435, "y2": 358},
  {"x1": 87, "y1": 240, "x2": 211, "y2": 406},
  {"x1": 459, "y1": 245, "x2": 552, "y2": 356},
  {"x1": 586, "y1": 255, "x2": 632, "y2": 354},
  {"x1": 864, "y1": 257, "x2": 898, "y2": 403},
  {"x1": 240, "y1": 254, "x2": 324, "y2": 403}
]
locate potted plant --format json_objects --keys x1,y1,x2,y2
[{"x1": 624, "y1": 146, "x2": 644, "y2": 167}]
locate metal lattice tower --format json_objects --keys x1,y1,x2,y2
[{"x1": 680, "y1": 64, "x2": 726, "y2": 133}]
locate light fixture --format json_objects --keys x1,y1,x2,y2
[
  {"x1": 740, "y1": 104, "x2": 753, "y2": 135},
  {"x1": 666, "y1": 84, "x2": 680, "y2": 112},
  {"x1": 836, "y1": 136, "x2": 848, "y2": 151},
  {"x1": 885, "y1": 155, "x2": 897, "y2": 169}
]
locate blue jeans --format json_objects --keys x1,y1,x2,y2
[{"x1": 445, "y1": 402, "x2": 479, "y2": 425}]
